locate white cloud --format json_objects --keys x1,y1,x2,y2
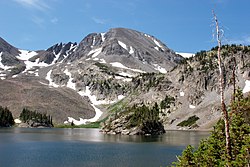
[
  {"x1": 229, "y1": 35, "x2": 250, "y2": 45},
  {"x1": 92, "y1": 17, "x2": 108, "y2": 25},
  {"x1": 14, "y1": 0, "x2": 50, "y2": 11},
  {"x1": 31, "y1": 15, "x2": 45, "y2": 28}
]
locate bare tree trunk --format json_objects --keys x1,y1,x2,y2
[{"x1": 212, "y1": 10, "x2": 232, "y2": 164}]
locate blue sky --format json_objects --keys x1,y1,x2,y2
[{"x1": 0, "y1": 0, "x2": 250, "y2": 53}]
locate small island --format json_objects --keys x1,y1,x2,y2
[{"x1": 0, "y1": 106, "x2": 53, "y2": 128}]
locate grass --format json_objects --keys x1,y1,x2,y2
[
  {"x1": 55, "y1": 121, "x2": 101, "y2": 128},
  {"x1": 107, "y1": 98, "x2": 127, "y2": 113},
  {"x1": 177, "y1": 115, "x2": 199, "y2": 127}
]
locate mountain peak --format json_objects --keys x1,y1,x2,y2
[{"x1": 65, "y1": 28, "x2": 183, "y2": 72}]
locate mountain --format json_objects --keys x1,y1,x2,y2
[
  {"x1": 0, "y1": 28, "x2": 250, "y2": 133},
  {"x1": 65, "y1": 28, "x2": 183, "y2": 72}
]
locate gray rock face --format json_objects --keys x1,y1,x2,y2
[
  {"x1": 0, "y1": 37, "x2": 23, "y2": 70},
  {"x1": 0, "y1": 37, "x2": 20, "y2": 55},
  {"x1": 1, "y1": 52, "x2": 22, "y2": 66},
  {"x1": 65, "y1": 28, "x2": 183, "y2": 72}
]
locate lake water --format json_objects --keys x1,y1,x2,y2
[{"x1": 0, "y1": 128, "x2": 209, "y2": 167}]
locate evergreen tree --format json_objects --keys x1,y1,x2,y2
[
  {"x1": 171, "y1": 92, "x2": 250, "y2": 167},
  {"x1": 0, "y1": 106, "x2": 14, "y2": 127}
]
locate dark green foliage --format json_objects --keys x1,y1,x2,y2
[
  {"x1": 94, "y1": 62, "x2": 110, "y2": 72},
  {"x1": 177, "y1": 115, "x2": 199, "y2": 127},
  {"x1": 160, "y1": 95, "x2": 175, "y2": 109},
  {"x1": 124, "y1": 102, "x2": 165, "y2": 135},
  {"x1": 0, "y1": 106, "x2": 14, "y2": 127},
  {"x1": 132, "y1": 73, "x2": 168, "y2": 91},
  {"x1": 19, "y1": 108, "x2": 53, "y2": 127},
  {"x1": 172, "y1": 92, "x2": 250, "y2": 167},
  {"x1": 126, "y1": 102, "x2": 160, "y2": 128}
]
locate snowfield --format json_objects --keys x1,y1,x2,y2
[
  {"x1": 101, "y1": 33, "x2": 106, "y2": 42},
  {"x1": 176, "y1": 52, "x2": 194, "y2": 58},
  {"x1": 45, "y1": 70, "x2": 59, "y2": 88},
  {"x1": 88, "y1": 48, "x2": 102, "y2": 58},
  {"x1": 18, "y1": 50, "x2": 38, "y2": 61},
  {"x1": 189, "y1": 104, "x2": 196, "y2": 109},
  {"x1": 153, "y1": 64, "x2": 167, "y2": 74},
  {"x1": 64, "y1": 69, "x2": 76, "y2": 90},
  {"x1": 129, "y1": 46, "x2": 134, "y2": 54},
  {"x1": 118, "y1": 41, "x2": 127, "y2": 50},
  {"x1": 243, "y1": 80, "x2": 250, "y2": 93},
  {"x1": 180, "y1": 91, "x2": 185, "y2": 97},
  {"x1": 110, "y1": 62, "x2": 145, "y2": 73}
]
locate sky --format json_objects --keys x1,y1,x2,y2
[{"x1": 0, "y1": 0, "x2": 250, "y2": 53}]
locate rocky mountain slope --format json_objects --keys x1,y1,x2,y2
[{"x1": 0, "y1": 28, "x2": 250, "y2": 133}]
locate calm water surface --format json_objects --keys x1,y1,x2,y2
[{"x1": 0, "y1": 128, "x2": 210, "y2": 167}]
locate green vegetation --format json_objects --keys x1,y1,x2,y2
[
  {"x1": 0, "y1": 106, "x2": 14, "y2": 127},
  {"x1": 171, "y1": 92, "x2": 250, "y2": 166},
  {"x1": 126, "y1": 102, "x2": 160, "y2": 128},
  {"x1": 56, "y1": 121, "x2": 101, "y2": 128},
  {"x1": 108, "y1": 98, "x2": 128, "y2": 113},
  {"x1": 177, "y1": 115, "x2": 199, "y2": 127},
  {"x1": 132, "y1": 73, "x2": 169, "y2": 91},
  {"x1": 94, "y1": 62, "x2": 109, "y2": 71},
  {"x1": 20, "y1": 108, "x2": 53, "y2": 127},
  {"x1": 160, "y1": 95, "x2": 175, "y2": 109}
]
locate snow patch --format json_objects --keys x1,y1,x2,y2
[
  {"x1": 99, "y1": 59, "x2": 106, "y2": 64},
  {"x1": 154, "y1": 46, "x2": 159, "y2": 51},
  {"x1": 0, "y1": 73, "x2": 6, "y2": 77},
  {"x1": 153, "y1": 39, "x2": 163, "y2": 49},
  {"x1": 118, "y1": 95, "x2": 125, "y2": 100},
  {"x1": 189, "y1": 104, "x2": 196, "y2": 109},
  {"x1": 110, "y1": 62, "x2": 145, "y2": 73},
  {"x1": 144, "y1": 34, "x2": 164, "y2": 50},
  {"x1": 144, "y1": 34, "x2": 151, "y2": 38},
  {"x1": 78, "y1": 86, "x2": 116, "y2": 105},
  {"x1": 110, "y1": 62, "x2": 128, "y2": 69},
  {"x1": 12, "y1": 75, "x2": 18, "y2": 78},
  {"x1": 129, "y1": 46, "x2": 134, "y2": 54},
  {"x1": 180, "y1": 91, "x2": 185, "y2": 97},
  {"x1": 20, "y1": 50, "x2": 50, "y2": 74},
  {"x1": 45, "y1": 70, "x2": 59, "y2": 88},
  {"x1": 14, "y1": 119, "x2": 22, "y2": 124},
  {"x1": 153, "y1": 64, "x2": 167, "y2": 74},
  {"x1": 119, "y1": 72, "x2": 133, "y2": 77},
  {"x1": 176, "y1": 52, "x2": 194, "y2": 58},
  {"x1": 64, "y1": 69, "x2": 76, "y2": 90},
  {"x1": 70, "y1": 87, "x2": 127, "y2": 125},
  {"x1": 18, "y1": 50, "x2": 38, "y2": 61},
  {"x1": 92, "y1": 36, "x2": 96, "y2": 46},
  {"x1": 88, "y1": 48, "x2": 102, "y2": 58},
  {"x1": 118, "y1": 41, "x2": 127, "y2": 50},
  {"x1": 243, "y1": 80, "x2": 250, "y2": 93},
  {"x1": 65, "y1": 102, "x2": 103, "y2": 125},
  {"x1": 101, "y1": 33, "x2": 106, "y2": 42}
]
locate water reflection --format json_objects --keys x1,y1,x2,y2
[
  {"x1": 0, "y1": 128, "x2": 210, "y2": 146},
  {"x1": 0, "y1": 128, "x2": 210, "y2": 167}
]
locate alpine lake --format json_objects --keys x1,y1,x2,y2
[{"x1": 0, "y1": 128, "x2": 210, "y2": 167}]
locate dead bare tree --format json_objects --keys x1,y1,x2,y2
[
  {"x1": 212, "y1": 10, "x2": 232, "y2": 163},
  {"x1": 231, "y1": 57, "x2": 236, "y2": 103}
]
